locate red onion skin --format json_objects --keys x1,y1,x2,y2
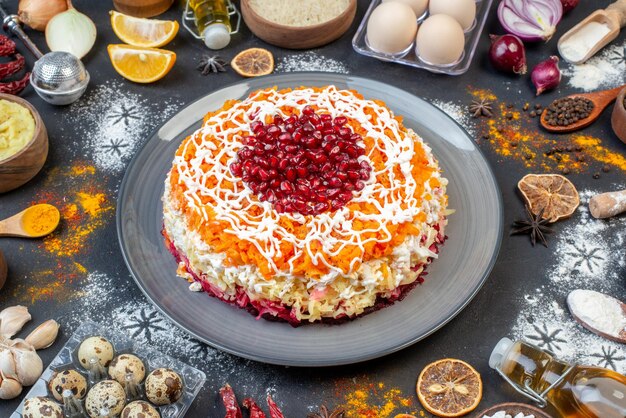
[
  {"x1": 531, "y1": 56, "x2": 561, "y2": 96},
  {"x1": 561, "y1": 0, "x2": 579, "y2": 13},
  {"x1": 489, "y1": 34, "x2": 527, "y2": 75}
]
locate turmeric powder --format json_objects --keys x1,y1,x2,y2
[{"x1": 21, "y1": 204, "x2": 60, "y2": 237}]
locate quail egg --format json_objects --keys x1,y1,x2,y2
[
  {"x1": 85, "y1": 380, "x2": 126, "y2": 418},
  {"x1": 78, "y1": 336, "x2": 114, "y2": 368},
  {"x1": 416, "y1": 14, "x2": 465, "y2": 65},
  {"x1": 121, "y1": 401, "x2": 161, "y2": 418},
  {"x1": 366, "y1": 2, "x2": 418, "y2": 55},
  {"x1": 48, "y1": 369, "x2": 88, "y2": 402},
  {"x1": 429, "y1": 0, "x2": 476, "y2": 30},
  {"x1": 23, "y1": 397, "x2": 63, "y2": 418},
  {"x1": 382, "y1": 0, "x2": 429, "y2": 17},
  {"x1": 145, "y1": 368, "x2": 183, "y2": 405},
  {"x1": 109, "y1": 354, "x2": 146, "y2": 386}
]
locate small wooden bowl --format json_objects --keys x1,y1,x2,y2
[
  {"x1": 113, "y1": 0, "x2": 175, "y2": 18},
  {"x1": 0, "y1": 93, "x2": 48, "y2": 194},
  {"x1": 241, "y1": 0, "x2": 357, "y2": 49},
  {"x1": 611, "y1": 87, "x2": 626, "y2": 144},
  {"x1": 473, "y1": 402, "x2": 553, "y2": 418}
]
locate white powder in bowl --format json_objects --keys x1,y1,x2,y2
[
  {"x1": 482, "y1": 411, "x2": 535, "y2": 418},
  {"x1": 248, "y1": 0, "x2": 350, "y2": 26}
]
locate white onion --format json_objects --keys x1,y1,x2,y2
[{"x1": 45, "y1": 2, "x2": 96, "y2": 59}]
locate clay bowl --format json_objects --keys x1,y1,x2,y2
[
  {"x1": 241, "y1": 0, "x2": 357, "y2": 49},
  {"x1": 0, "y1": 93, "x2": 48, "y2": 194},
  {"x1": 611, "y1": 87, "x2": 626, "y2": 144},
  {"x1": 473, "y1": 402, "x2": 553, "y2": 418},
  {"x1": 113, "y1": 0, "x2": 174, "y2": 17}
]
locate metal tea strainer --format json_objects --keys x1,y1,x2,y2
[{"x1": 0, "y1": 3, "x2": 89, "y2": 105}]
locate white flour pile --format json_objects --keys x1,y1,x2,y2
[
  {"x1": 62, "y1": 81, "x2": 181, "y2": 173},
  {"x1": 562, "y1": 41, "x2": 626, "y2": 91},
  {"x1": 432, "y1": 100, "x2": 476, "y2": 137},
  {"x1": 511, "y1": 189, "x2": 626, "y2": 371},
  {"x1": 275, "y1": 51, "x2": 349, "y2": 73}
]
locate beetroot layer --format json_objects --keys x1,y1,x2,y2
[{"x1": 163, "y1": 228, "x2": 445, "y2": 327}]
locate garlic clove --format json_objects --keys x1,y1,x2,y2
[
  {"x1": 0, "y1": 349, "x2": 16, "y2": 378},
  {"x1": 25, "y1": 319, "x2": 60, "y2": 350},
  {"x1": 0, "y1": 306, "x2": 31, "y2": 338},
  {"x1": 10, "y1": 340, "x2": 43, "y2": 386},
  {"x1": 0, "y1": 370, "x2": 22, "y2": 400}
]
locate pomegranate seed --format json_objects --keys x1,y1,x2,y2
[
  {"x1": 337, "y1": 172, "x2": 348, "y2": 181},
  {"x1": 347, "y1": 170, "x2": 359, "y2": 180},
  {"x1": 327, "y1": 188, "x2": 341, "y2": 198},
  {"x1": 285, "y1": 145, "x2": 299, "y2": 153},
  {"x1": 311, "y1": 178, "x2": 322, "y2": 187},
  {"x1": 346, "y1": 146, "x2": 360, "y2": 158},
  {"x1": 296, "y1": 166, "x2": 307, "y2": 178},
  {"x1": 279, "y1": 132, "x2": 292, "y2": 143},
  {"x1": 230, "y1": 162, "x2": 242, "y2": 176},
  {"x1": 329, "y1": 178, "x2": 342, "y2": 187},
  {"x1": 250, "y1": 121, "x2": 263, "y2": 132},
  {"x1": 302, "y1": 106, "x2": 314, "y2": 116},
  {"x1": 267, "y1": 125, "x2": 281, "y2": 137},
  {"x1": 270, "y1": 179, "x2": 281, "y2": 189},
  {"x1": 273, "y1": 115, "x2": 284, "y2": 125},
  {"x1": 345, "y1": 184, "x2": 355, "y2": 191},
  {"x1": 334, "y1": 116, "x2": 347, "y2": 126},
  {"x1": 268, "y1": 169, "x2": 278, "y2": 179},
  {"x1": 338, "y1": 128, "x2": 351, "y2": 138},
  {"x1": 251, "y1": 166, "x2": 260, "y2": 176},
  {"x1": 293, "y1": 131, "x2": 303, "y2": 142},
  {"x1": 278, "y1": 159, "x2": 289, "y2": 170},
  {"x1": 280, "y1": 180, "x2": 294, "y2": 192},
  {"x1": 254, "y1": 148, "x2": 265, "y2": 156},
  {"x1": 269, "y1": 156, "x2": 279, "y2": 168},
  {"x1": 303, "y1": 137, "x2": 317, "y2": 148},
  {"x1": 285, "y1": 116, "x2": 297, "y2": 124},
  {"x1": 313, "y1": 202, "x2": 328, "y2": 212},
  {"x1": 360, "y1": 170, "x2": 370, "y2": 180},
  {"x1": 274, "y1": 202, "x2": 284, "y2": 212},
  {"x1": 356, "y1": 181, "x2": 365, "y2": 190},
  {"x1": 258, "y1": 182, "x2": 269, "y2": 191},
  {"x1": 258, "y1": 169, "x2": 270, "y2": 181},
  {"x1": 329, "y1": 146, "x2": 341, "y2": 157},
  {"x1": 286, "y1": 168, "x2": 297, "y2": 182},
  {"x1": 313, "y1": 153, "x2": 327, "y2": 164},
  {"x1": 302, "y1": 124, "x2": 314, "y2": 134}
]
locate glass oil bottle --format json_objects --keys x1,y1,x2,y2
[
  {"x1": 188, "y1": 0, "x2": 232, "y2": 49},
  {"x1": 490, "y1": 338, "x2": 626, "y2": 417}
]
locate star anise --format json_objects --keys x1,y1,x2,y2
[
  {"x1": 510, "y1": 205, "x2": 554, "y2": 247},
  {"x1": 307, "y1": 405, "x2": 345, "y2": 418},
  {"x1": 469, "y1": 99, "x2": 493, "y2": 118},
  {"x1": 196, "y1": 55, "x2": 227, "y2": 75}
]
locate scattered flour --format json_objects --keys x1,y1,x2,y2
[
  {"x1": 562, "y1": 41, "x2": 626, "y2": 91},
  {"x1": 275, "y1": 51, "x2": 349, "y2": 73},
  {"x1": 511, "y1": 189, "x2": 626, "y2": 371},
  {"x1": 432, "y1": 100, "x2": 476, "y2": 137},
  {"x1": 61, "y1": 81, "x2": 182, "y2": 173}
]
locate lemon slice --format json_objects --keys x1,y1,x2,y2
[
  {"x1": 108, "y1": 44, "x2": 176, "y2": 84},
  {"x1": 518, "y1": 174, "x2": 580, "y2": 222},
  {"x1": 231, "y1": 48, "x2": 274, "y2": 77},
  {"x1": 110, "y1": 11, "x2": 179, "y2": 48}
]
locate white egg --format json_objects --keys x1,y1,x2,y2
[
  {"x1": 429, "y1": 0, "x2": 476, "y2": 30},
  {"x1": 382, "y1": 0, "x2": 429, "y2": 17},
  {"x1": 415, "y1": 14, "x2": 465, "y2": 65},
  {"x1": 367, "y1": 2, "x2": 418, "y2": 55}
]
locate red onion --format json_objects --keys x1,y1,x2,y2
[
  {"x1": 498, "y1": 0, "x2": 563, "y2": 42},
  {"x1": 561, "y1": 0, "x2": 579, "y2": 13},
  {"x1": 489, "y1": 34, "x2": 527, "y2": 74},
  {"x1": 531, "y1": 56, "x2": 561, "y2": 95}
]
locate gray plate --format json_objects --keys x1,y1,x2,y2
[{"x1": 117, "y1": 73, "x2": 503, "y2": 367}]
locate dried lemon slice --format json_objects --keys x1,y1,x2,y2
[
  {"x1": 518, "y1": 174, "x2": 579, "y2": 222},
  {"x1": 417, "y1": 358, "x2": 482, "y2": 417},
  {"x1": 231, "y1": 48, "x2": 274, "y2": 77}
]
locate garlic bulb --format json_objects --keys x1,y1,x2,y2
[
  {"x1": 0, "y1": 371, "x2": 22, "y2": 400},
  {"x1": 0, "y1": 348, "x2": 16, "y2": 377},
  {"x1": 0, "y1": 306, "x2": 31, "y2": 338},
  {"x1": 18, "y1": 0, "x2": 68, "y2": 31},
  {"x1": 25, "y1": 319, "x2": 59, "y2": 350},
  {"x1": 45, "y1": 0, "x2": 96, "y2": 59},
  {"x1": 10, "y1": 339, "x2": 43, "y2": 386}
]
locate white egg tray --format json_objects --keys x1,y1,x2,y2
[
  {"x1": 11, "y1": 321, "x2": 206, "y2": 418},
  {"x1": 352, "y1": 0, "x2": 494, "y2": 75}
]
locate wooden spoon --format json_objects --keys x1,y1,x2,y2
[
  {"x1": 0, "y1": 204, "x2": 60, "y2": 238},
  {"x1": 0, "y1": 250, "x2": 7, "y2": 291},
  {"x1": 540, "y1": 84, "x2": 626, "y2": 133},
  {"x1": 567, "y1": 289, "x2": 626, "y2": 344}
]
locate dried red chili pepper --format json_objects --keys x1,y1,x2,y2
[
  {"x1": 243, "y1": 398, "x2": 267, "y2": 418},
  {"x1": 0, "y1": 35, "x2": 16, "y2": 56},
  {"x1": 267, "y1": 395, "x2": 285, "y2": 418},
  {"x1": 0, "y1": 72, "x2": 30, "y2": 95},
  {"x1": 219, "y1": 384, "x2": 242, "y2": 418},
  {"x1": 0, "y1": 54, "x2": 25, "y2": 79}
]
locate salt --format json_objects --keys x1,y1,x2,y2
[
  {"x1": 482, "y1": 412, "x2": 535, "y2": 418},
  {"x1": 567, "y1": 289, "x2": 626, "y2": 338},
  {"x1": 560, "y1": 21, "x2": 612, "y2": 63},
  {"x1": 562, "y1": 40, "x2": 626, "y2": 91}
]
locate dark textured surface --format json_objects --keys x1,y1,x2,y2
[{"x1": 0, "y1": 0, "x2": 625, "y2": 417}]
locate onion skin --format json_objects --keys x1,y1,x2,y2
[
  {"x1": 18, "y1": 0, "x2": 67, "y2": 31},
  {"x1": 489, "y1": 34, "x2": 527, "y2": 75},
  {"x1": 531, "y1": 56, "x2": 561, "y2": 96},
  {"x1": 561, "y1": 0, "x2": 579, "y2": 13},
  {"x1": 498, "y1": 0, "x2": 563, "y2": 42}
]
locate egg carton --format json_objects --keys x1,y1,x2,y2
[
  {"x1": 352, "y1": 0, "x2": 494, "y2": 75},
  {"x1": 11, "y1": 321, "x2": 206, "y2": 418}
]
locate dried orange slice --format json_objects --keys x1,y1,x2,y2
[
  {"x1": 110, "y1": 11, "x2": 179, "y2": 48},
  {"x1": 417, "y1": 358, "x2": 482, "y2": 417},
  {"x1": 518, "y1": 174, "x2": 579, "y2": 222},
  {"x1": 108, "y1": 44, "x2": 176, "y2": 83},
  {"x1": 231, "y1": 48, "x2": 274, "y2": 77}
]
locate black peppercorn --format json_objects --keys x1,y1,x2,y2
[
  {"x1": 545, "y1": 97, "x2": 594, "y2": 127},
  {"x1": 593, "y1": 172, "x2": 600, "y2": 179}
]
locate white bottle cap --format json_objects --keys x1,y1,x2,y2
[
  {"x1": 489, "y1": 337, "x2": 514, "y2": 370},
  {"x1": 203, "y1": 23, "x2": 231, "y2": 50}
]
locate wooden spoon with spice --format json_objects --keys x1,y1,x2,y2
[
  {"x1": 540, "y1": 84, "x2": 626, "y2": 133},
  {"x1": 0, "y1": 204, "x2": 60, "y2": 238},
  {"x1": 567, "y1": 289, "x2": 626, "y2": 344}
]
